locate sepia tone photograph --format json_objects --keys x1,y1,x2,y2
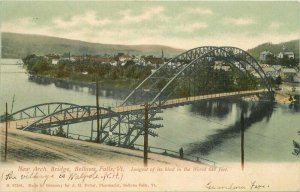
[{"x1": 0, "y1": 0, "x2": 299, "y2": 191}]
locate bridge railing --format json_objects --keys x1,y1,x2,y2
[
  {"x1": 67, "y1": 133, "x2": 92, "y2": 140},
  {"x1": 34, "y1": 130, "x2": 217, "y2": 166},
  {"x1": 132, "y1": 144, "x2": 216, "y2": 166},
  {"x1": 162, "y1": 89, "x2": 265, "y2": 107}
]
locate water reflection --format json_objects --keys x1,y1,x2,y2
[
  {"x1": 190, "y1": 98, "x2": 234, "y2": 119},
  {"x1": 186, "y1": 100, "x2": 275, "y2": 155},
  {"x1": 28, "y1": 75, "x2": 130, "y2": 100},
  {"x1": 289, "y1": 95, "x2": 300, "y2": 112}
]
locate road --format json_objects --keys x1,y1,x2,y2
[{"x1": 0, "y1": 122, "x2": 203, "y2": 166}]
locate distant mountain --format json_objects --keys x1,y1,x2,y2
[
  {"x1": 247, "y1": 39, "x2": 299, "y2": 60},
  {"x1": 1, "y1": 32, "x2": 185, "y2": 58},
  {"x1": 3, "y1": 32, "x2": 298, "y2": 61}
]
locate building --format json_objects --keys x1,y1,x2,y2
[
  {"x1": 293, "y1": 72, "x2": 300, "y2": 83},
  {"x1": 118, "y1": 54, "x2": 132, "y2": 62},
  {"x1": 259, "y1": 51, "x2": 273, "y2": 61},
  {"x1": 90, "y1": 57, "x2": 112, "y2": 63},
  {"x1": 281, "y1": 68, "x2": 297, "y2": 82},
  {"x1": 263, "y1": 67, "x2": 280, "y2": 79},
  {"x1": 142, "y1": 56, "x2": 164, "y2": 68},
  {"x1": 278, "y1": 51, "x2": 295, "y2": 59},
  {"x1": 51, "y1": 59, "x2": 59, "y2": 65},
  {"x1": 214, "y1": 61, "x2": 231, "y2": 71},
  {"x1": 60, "y1": 57, "x2": 76, "y2": 62},
  {"x1": 45, "y1": 54, "x2": 60, "y2": 65},
  {"x1": 277, "y1": 46, "x2": 295, "y2": 59},
  {"x1": 259, "y1": 63, "x2": 270, "y2": 68},
  {"x1": 272, "y1": 65, "x2": 282, "y2": 71},
  {"x1": 110, "y1": 60, "x2": 118, "y2": 66}
]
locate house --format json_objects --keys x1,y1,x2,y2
[
  {"x1": 278, "y1": 51, "x2": 295, "y2": 59},
  {"x1": 250, "y1": 71, "x2": 261, "y2": 79},
  {"x1": 263, "y1": 67, "x2": 280, "y2": 79},
  {"x1": 60, "y1": 57, "x2": 76, "y2": 62},
  {"x1": 142, "y1": 56, "x2": 164, "y2": 67},
  {"x1": 118, "y1": 54, "x2": 132, "y2": 62},
  {"x1": 259, "y1": 51, "x2": 273, "y2": 61},
  {"x1": 277, "y1": 46, "x2": 295, "y2": 59},
  {"x1": 214, "y1": 62, "x2": 231, "y2": 71},
  {"x1": 110, "y1": 60, "x2": 118, "y2": 66},
  {"x1": 132, "y1": 57, "x2": 140, "y2": 64},
  {"x1": 281, "y1": 68, "x2": 297, "y2": 82},
  {"x1": 45, "y1": 54, "x2": 60, "y2": 64},
  {"x1": 91, "y1": 57, "x2": 112, "y2": 63},
  {"x1": 272, "y1": 65, "x2": 282, "y2": 71},
  {"x1": 51, "y1": 59, "x2": 59, "y2": 65},
  {"x1": 259, "y1": 63, "x2": 270, "y2": 68},
  {"x1": 293, "y1": 72, "x2": 300, "y2": 83}
]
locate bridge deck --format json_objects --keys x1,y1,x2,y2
[
  {"x1": 113, "y1": 89, "x2": 266, "y2": 112},
  {"x1": 10, "y1": 89, "x2": 267, "y2": 129}
]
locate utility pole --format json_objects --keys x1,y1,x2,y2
[
  {"x1": 10, "y1": 94, "x2": 15, "y2": 114},
  {"x1": 241, "y1": 110, "x2": 245, "y2": 170},
  {"x1": 4, "y1": 102, "x2": 8, "y2": 161},
  {"x1": 96, "y1": 80, "x2": 100, "y2": 143},
  {"x1": 144, "y1": 102, "x2": 149, "y2": 166},
  {"x1": 118, "y1": 116, "x2": 121, "y2": 146}
]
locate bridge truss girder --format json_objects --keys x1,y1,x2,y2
[
  {"x1": 0, "y1": 102, "x2": 80, "y2": 122},
  {"x1": 22, "y1": 105, "x2": 163, "y2": 146}
]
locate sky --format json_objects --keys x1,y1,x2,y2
[{"x1": 0, "y1": 1, "x2": 299, "y2": 50}]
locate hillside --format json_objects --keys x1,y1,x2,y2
[
  {"x1": 1, "y1": 32, "x2": 185, "y2": 58},
  {"x1": 2, "y1": 32, "x2": 299, "y2": 60},
  {"x1": 247, "y1": 39, "x2": 299, "y2": 60}
]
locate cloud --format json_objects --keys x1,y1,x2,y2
[
  {"x1": 184, "y1": 32, "x2": 299, "y2": 50},
  {"x1": 119, "y1": 6, "x2": 168, "y2": 24},
  {"x1": 185, "y1": 7, "x2": 213, "y2": 15},
  {"x1": 176, "y1": 23, "x2": 208, "y2": 33},
  {"x1": 269, "y1": 21, "x2": 281, "y2": 29},
  {"x1": 53, "y1": 11, "x2": 111, "y2": 28},
  {"x1": 2, "y1": 17, "x2": 52, "y2": 35},
  {"x1": 223, "y1": 17, "x2": 256, "y2": 26},
  {"x1": 2, "y1": 12, "x2": 298, "y2": 51}
]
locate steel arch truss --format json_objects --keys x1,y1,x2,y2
[
  {"x1": 0, "y1": 102, "x2": 80, "y2": 122},
  {"x1": 122, "y1": 46, "x2": 273, "y2": 107},
  {"x1": 22, "y1": 105, "x2": 163, "y2": 146},
  {"x1": 23, "y1": 105, "x2": 117, "y2": 131}
]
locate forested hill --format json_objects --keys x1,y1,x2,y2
[
  {"x1": 2, "y1": 32, "x2": 298, "y2": 60},
  {"x1": 247, "y1": 39, "x2": 299, "y2": 59},
  {"x1": 1, "y1": 32, "x2": 185, "y2": 58}
]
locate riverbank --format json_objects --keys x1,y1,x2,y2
[
  {"x1": 0, "y1": 122, "x2": 201, "y2": 166},
  {"x1": 28, "y1": 74, "x2": 138, "y2": 91},
  {"x1": 274, "y1": 82, "x2": 299, "y2": 104},
  {"x1": 274, "y1": 92, "x2": 292, "y2": 104}
]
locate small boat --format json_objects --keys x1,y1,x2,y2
[{"x1": 292, "y1": 140, "x2": 300, "y2": 155}]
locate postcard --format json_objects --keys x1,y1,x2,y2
[{"x1": 0, "y1": 1, "x2": 299, "y2": 191}]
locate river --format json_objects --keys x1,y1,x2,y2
[{"x1": 0, "y1": 59, "x2": 299, "y2": 162}]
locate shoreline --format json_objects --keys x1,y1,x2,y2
[
  {"x1": 274, "y1": 83, "x2": 299, "y2": 105},
  {"x1": 28, "y1": 74, "x2": 139, "y2": 91},
  {"x1": 274, "y1": 92, "x2": 293, "y2": 105}
]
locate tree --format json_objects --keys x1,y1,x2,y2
[
  {"x1": 276, "y1": 75, "x2": 282, "y2": 88},
  {"x1": 54, "y1": 126, "x2": 66, "y2": 137}
]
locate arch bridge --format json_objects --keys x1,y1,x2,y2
[{"x1": 3, "y1": 46, "x2": 274, "y2": 147}]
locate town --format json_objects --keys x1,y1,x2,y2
[
  {"x1": 259, "y1": 46, "x2": 299, "y2": 83},
  {"x1": 21, "y1": 45, "x2": 300, "y2": 89},
  {"x1": 21, "y1": 51, "x2": 168, "y2": 86}
]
